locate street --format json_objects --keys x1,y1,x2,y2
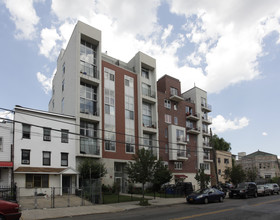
[{"x1": 50, "y1": 194, "x2": 280, "y2": 220}]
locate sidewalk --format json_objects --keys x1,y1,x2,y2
[{"x1": 21, "y1": 196, "x2": 186, "y2": 220}]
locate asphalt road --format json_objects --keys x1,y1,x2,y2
[{"x1": 51, "y1": 194, "x2": 280, "y2": 220}]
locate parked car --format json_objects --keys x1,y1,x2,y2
[
  {"x1": 0, "y1": 199, "x2": 21, "y2": 220},
  {"x1": 186, "y1": 188, "x2": 225, "y2": 204},
  {"x1": 265, "y1": 183, "x2": 280, "y2": 195},
  {"x1": 229, "y1": 182, "x2": 258, "y2": 199},
  {"x1": 257, "y1": 185, "x2": 270, "y2": 196}
]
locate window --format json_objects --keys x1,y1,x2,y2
[
  {"x1": 22, "y1": 149, "x2": 30, "y2": 164},
  {"x1": 43, "y1": 128, "x2": 51, "y2": 141},
  {"x1": 62, "y1": 62, "x2": 65, "y2": 74},
  {"x1": 43, "y1": 151, "x2": 51, "y2": 166},
  {"x1": 125, "y1": 95, "x2": 134, "y2": 120},
  {"x1": 61, "y1": 153, "x2": 68, "y2": 166},
  {"x1": 80, "y1": 82, "x2": 98, "y2": 115},
  {"x1": 105, "y1": 140, "x2": 116, "y2": 151},
  {"x1": 218, "y1": 169, "x2": 221, "y2": 175},
  {"x1": 142, "y1": 102, "x2": 152, "y2": 127},
  {"x1": 26, "y1": 174, "x2": 49, "y2": 188},
  {"x1": 165, "y1": 144, "x2": 168, "y2": 153},
  {"x1": 186, "y1": 134, "x2": 190, "y2": 142},
  {"x1": 141, "y1": 68, "x2": 149, "y2": 79},
  {"x1": 104, "y1": 88, "x2": 115, "y2": 115},
  {"x1": 186, "y1": 106, "x2": 192, "y2": 114},
  {"x1": 22, "y1": 124, "x2": 31, "y2": 139},
  {"x1": 125, "y1": 75, "x2": 133, "y2": 87},
  {"x1": 176, "y1": 129, "x2": 184, "y2": 141},
  {"x1": 80, "y1": 39, "x2": 97, "y2": 65},
  {"x1": 218, "y1": 158, "x2": 221, "y2": 163},
  {"x1": 224, "y1": 158, "x2": 229, "y2": 164},
  {"x1": 174, "y1": 104, "x2": 177, "y2": 111},
  {"x1": 186, "y1": 120, "x2": 193, "y2": 128},
  {"x1": 174, "y1": 117, "x2": 178, "y2": 125},
  {"x1": 164, "y1": 99, "x2": 171, "y2": 109},
  {"x1": 170, "y1": 87, "x2": 178, "y2": 96},
  {"x1": 61, "y1": 129, "x2": 69, "y2": 143},
  {"x1": 165, "y1": 114, "x2": 171, "y2": 124},
  {"x1": 165, "y1": 128, "x2": 168, "y2": 138},
  {"x1": 174, "y1": 162, "x2": 182, "y2": 170},
  {"x1": 61, "y1": 98, "x2": 64, "y2": 113},
  {"x1": 0, "y1": 137, "x2": 2, "y2": 152},
  {"x1": 105, "y1": 71, "x2": 115, "y2": 81},
  {"x1": 200, "y1": 163, "x2": 210, "y2": 170},
  {"x1": 62, "y1": 79, "x2": 65, "y2": 92},
  {"x1": 126, "y1": 134, "x2": 135, "y2": 153}
]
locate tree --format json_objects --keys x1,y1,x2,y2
[
  {"x1": 195, "y1": 168, "x2": 211, "y2": 189},
  {"x1": 78, "y1": 158, "x2": 107, "y2": 181},
  {"x1": 245, "y1": 167, "x2": 258, "y2": 182},
  {"x1": 126, "y1": 148, "x2": 169, "y2": 198},
  {"x1": 152, "y1": 159, "x2": 172, "y2": 192},
  {"x1": 224, "y1": 164, "x2": 246, "y2": 186},
  {"x1": 210, "y1": 134, "x2": 231, "y2": 152}
]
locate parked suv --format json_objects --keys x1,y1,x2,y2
[
  {"x1": 265, "y1": 183, "x2": 280, "y2": 195},
  {"x1": 229, "y1": 182, "x2": 258, "y2": 199}
]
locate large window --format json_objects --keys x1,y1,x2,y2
[
  {"x1": 164, "y1": 99, "x2": 171, "y2": 109},
  {"x1": 125, "y1": 134, "x2": 135, "y2": 153},
  {"x1": 165, "y1": 114, "x2": 171, "y2": 124},
  {"x1": 174, "y1": 162, "x2": 182, "y2": 170},
  {"x1": 80, "y1": 121, "x2": 99, "y2": 155},
  {"x1": 104, "y1": 88, "x2": 115, "y2": 115},
  {"x1": 142, "y1": 102, "x2": 152, "y2": 127},
  {"x1": 61, "y1": 153, "x2": 68, "y2": 166},
  {"x1": 21, "y1": 149, "x2": 30, "y2": 164},
  {"x1": 43, "y1": 151, "x2": 51, "y2": 166},
  {"x1": 26, "y1": 174, "x2": 49, "y2": 188},
  {"x1": 80, "y1": 39, "x2": 96, "y2": 64},
  {"x1": 43, "y1": 128, "x2": 51, "y2": 141},
  {"x1": 170, "y1": 87, "x2": 178, "y2": 96},
  {"x1": 142, "y1": 83, "x2": 153, "y2": 97},
  {"x1": 125, "y1": 95, "x2": 134, "y2": 120},
  {"x1": 80, "y1": 82, "x2": 98, "y2": 115},
  {"x1": 22, "y1": 124, "x2": 31, "y2": 139},
  {"x1": 141, "y1": 68, "x2": 149, "y2": 79}
]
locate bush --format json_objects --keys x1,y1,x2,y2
[
  {"x1": 139, "y1": 198, "x2": 150, "y2": 206},
  {"x1": 102, "y1": 184, "x2": 112, "y2": 194}
]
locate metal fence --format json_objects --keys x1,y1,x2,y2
[
  {"x1": 18, "y1": 182, "x2": 102, "y2": 210},
  {"x1": 0, "y1": 185, "x2": 17, "y2": 202}
]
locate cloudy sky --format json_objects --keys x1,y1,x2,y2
[{"x1": 1, "y1": 0, "x2": 280, "y2": 156}]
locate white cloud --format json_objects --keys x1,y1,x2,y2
[
  {"x1": 262, "y1": 132, "x2": 268, "y2": 136},
  {"x1": 36, "y1": 69, "x2": 56, "y2": 94},
  {"x1": 211, "y1": 115, "x2": 249, "y2": 133},
  {"x1": 39, "y1": 28, "x2": 61, "y2": 59},
  {"x1": 4, "y1": 0, "x2": 39, "y2": 40}
]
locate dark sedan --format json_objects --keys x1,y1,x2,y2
[
  {"x1": 0, "y1": 199, "x2": 21, "y2": 220},
  {"x1": 186, "y1": 188, "x2": 225, "y2": 204}
]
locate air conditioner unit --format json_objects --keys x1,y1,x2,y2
[
  {"x1": 22, "y1": 160, "x2": 29, "y2": 164},
  {"x1": 62, "y1": 138, "x2": 68, "y2": 143}
]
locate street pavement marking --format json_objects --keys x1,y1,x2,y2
[
  {"x1": 251, "y1": 199, "x2": 280, "y2": 207},
  {"x1": 170, "y1": 208, "x2": 235, "y2": 220}
]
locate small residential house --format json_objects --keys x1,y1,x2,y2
[
  {"x1": 0, "y1": 121, "x2": 13, "y2": 187},
  {"x1": 13, "y1": 106, "x2": 78, "y2": 196},
  {"x1": 216, "y1": 150, "x2": 232, "y2": 183}
]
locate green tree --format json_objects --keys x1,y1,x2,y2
[
  {"x1": 152, "y1": 159, "x2": 172, "y2": 192},
  {"x1": 195, "y1": 168, "x2": 211, "y2": 189},
  {"x1": 126, "y1": 148, "x2": 157, "y2": 198},
  {"x1": 224, "y1": 164, "x2": 246, "y2": 186},
  {"x1": 211, "y1": 134, "x2": 231, "y2": 152},
  {"x1": 245, "y1": 167, "x2": 258, "y2": 182},
  {"x1": 78, "y1": 158, "x2": 107, "y2": 180}
]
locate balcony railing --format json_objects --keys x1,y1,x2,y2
[
  {"x1": 80, "y1": 137, "x2": 100, "y2": 156},
  {"x1": 177, "y1": 151, "x2": 186, "y2": 158},
  {"x1": 186, "y1": 127, "x2": 200, "y2": 134},
  {"x1": 142, "y1": 119, "x2": 157, "y2": 129},
  {"x1": 186, "y1": 112, "x2": 200, "y2": 120},
  {"x1": 80, "y1": 61, "x2": 99, "y2": 79},
  {"x1": 177, "y1": 136, "x2": 188, "y2": 142},
  {"x1": 142, "y1": 88, "x2": 156, "y2": 98},
  {"x1": 202, "y1": 116, "x2": 212, "y2": 123},
  {"x1": 201, "y1": 103, "x2": 212, "y2": 112}
]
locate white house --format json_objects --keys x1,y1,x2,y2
[
  {"x1": 13, "y1": 106, "x2": 78, "y2": 196},
  {"x1": 0, "y1": 121, "x2": 13, "y2": 187}
]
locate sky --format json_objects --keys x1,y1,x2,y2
[{"x1": 1, "y1": 0, "x2": 280, "y2": 157}]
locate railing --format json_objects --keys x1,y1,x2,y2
[
  {"x1": 186, "y1": 112, "x2": 200, "y2": 119},
  {"x1": 142, "y1": 119, "x2": 157, "y2": 129},
  {"x1": 80, "y1": 138, "x2": 100, "y2": 156},
  {"x1": 201, "y1": 103, "x2": 212, "y2": 111},
  {"x1": 177, "y1": 151, "x2": 186, "y2": 158},
  {"x1": 142, "y1": 87, "x2": 156, "y2": 98},
  {"x1": 202, "y1": 116, "x2": 212, "y2": 123},
  {"x1": 80, "y1": 61, "x2": 99, "y2": 79},
  {"x1": 177, "y1": 136, "x2": 188, "y2": 142}
]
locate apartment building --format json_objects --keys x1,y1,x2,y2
[
  {"x1": 237, "y1": 150, "x2": 280, "y2": 180},
  {"x1": 13, "y1": 106, "x2": 78, "y2": 196},
  {"x1": 157, "y1": 75, "x2": 197, "y2": 186},
  {"x1": 0, "y1": 121, "x2": 13, "y2": 187},
  {"x1": 216, "y1": 150, "x2": 232, "y2": 183},
  {"x1": 49, "y1": 21, "x2": 158, "y2": 192},
  {"x1": 182, "y1": 87, "x2": 213, "y2": 177}
]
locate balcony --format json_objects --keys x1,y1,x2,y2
[
  {"x1": 142, "y1": 87, "x2": 156, "y2": 98},
  {"x1": 170, "y1": 94, "x2": 184, "y2": 102},
  {"x1": 202, "y1": 129, "x2": 211, "y2": 137},
  {"x1": 203, "y1": 142, "x2": 212, "y2": 149},
  {"x1": 202, "y1": 116, "x2": 212, "y2": 124},
  {"x1": 177, "y1": 136, "x2": 188, "y2": 144},
  {"x1": 80, "y1": 61, "x2": 99, "y2": 80},
  {"x1": 177, "y1": 151, "x2": 188, "y2": 160},
  {"x1": 201, "y1": 103, "x2": 212, "y2": 112},
  {"x1": 186, "y1": 127, "x2": 200, "y2": 135},
  {"x1": 80, "y1": 137, "x2": 100, "y2": 157},
  {"x1": 203, "y1": 155, "x2": 213, "y2": 162},
  {"x1": 186, "y1": 112, "x2": 200, "y2": 121},
  {"x1": 142, "y1": 119, "x2": 157, "y2": 133}
]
